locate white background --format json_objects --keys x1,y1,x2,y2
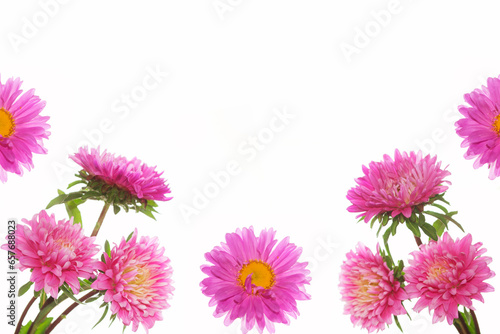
[{"x1": 1, "y1": 0, "x2": 500, "y2": 333}]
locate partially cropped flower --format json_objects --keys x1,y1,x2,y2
[
  {"x1": 200, "y1": 227, "x2": 311, "y2": 334},
  {"x1": 455, "y1": 76, "x2": 500, "y2": 179},
  {"x1": 339, "y1": 243, "x2": 408, "y2": 333},
  {"x1": 91, "y1": 230, "x2": 174, "y2": 332},
  {"x1": 70, "y1": 146, "x2": 172, "y2": 204},
  {"x1": 9, "y1": 210, "x2": 98, "y2": 298},
  {"x1": 405, "y1": 233, "x2": 495, "y2": 324},
  {"x1": 0, "y1": 76, "x2": 50, "y2": 182},
  {"x1": 347, "y1": 150, "x2": 450, "y2": 222}
]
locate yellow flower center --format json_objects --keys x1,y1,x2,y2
[
  {"x1": 354, "y1": 276, "x2": 379, "y2": 304},
  {"x1": 54, "y1": 238, "x2": 75, "y2": 252},
  {"x1": 428, "y1": 261, "x2": 450, "y2": 281},
  {"x1": 238, "y1": 260, "x2": 275, "y2": 289},
  {"x1": 493, "y1": 114, "x2": 500, "y2": 134},
  {"x1": 124, "y1": 265, "x2": 153, "y2": 298},
  {"x1": 0, "y1": 108, "x2": 15, "y2": 138}
]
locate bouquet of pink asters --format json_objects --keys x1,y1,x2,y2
[
  {"x1": 1, "y1": 77, "x2": 175, "y2": 334},
  {"x1": 340, "y1": 76, "x2": 500, "y2": 334}
]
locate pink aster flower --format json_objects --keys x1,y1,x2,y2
[
  {"x1": 91, "y1": 230, "x2": 174, "y2": 332},
  {"x1": 200, "y1": 227, "x2": 311, "y2": 334},
  {"x1": 70, "y1": 146, "x2": 172, "y2": 202},
  {"x1": 455, "y1": 76, "x2": 500, "y2": 179},
  {"x1": 405, "y1": 232, "x2": 495, "y2": 324},
  {"x1": 347, "y1": 150, "x2": 450, "y2": 222},
  {"x1": 9, "y1": 210, "x2": 98, "y2": 298},
  {"x1": 339, "y1": 243, "x2": 408, "y2": 333},
  {"x1": 0, "y1": 75, "x2": 50, "y2": 183}
]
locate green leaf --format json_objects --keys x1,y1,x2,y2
[
  {"x1": 105, "y1": 240, "x2": 111, "y2": 257},
  {"x1": 463, "y1": 307, "x2": 472, "y2": 325},
  {"x1": 19, "y1": 321, "x2": 32, "y2": 334},
  {"x1": 394, "y1": 315, "x2": 403, "y2": 333},
  {"x1": 382, "y1": 214, "x2": 389, "y2": 226},
  {"x1": 376, "y1": 221, "x2": 385, "y2": 237},
  {"x1": 109, "y1": 313, "x2": 117, "y2": 327},
  {"x1": 18, "y1": 281, "x2": 34, "y2": 297},
  {"x1": 139, "y1": 207, "x2": 157, "y2": 220},
  {"x1": 458, "y1": 310, "x2": 477, "y2": 334},
  {"x1": 424, "y1": 211, "x2": 449, "y2": 229},
  {"x1": 431, "y1": 203, "x2": 448, "y2": 214},
  {"x1": 65, "y1": 200, "x2": 84, "y2": 225},
  {"x1": 433, "y1": 220, "x2": 446, "y2": 237},
  {"x1": 390, "y1": 219, "x2": 399, "y2": 236},
  {"x1": 39, "y1": 290, "x2": 47, "y2": 309},
  {"x1": 46, "y1": 193, "x2": 69, "y2": 209},
  {"x1": 60, "y1": 285, "x2": 83, "y2": 305},
  {"x1": 67, "y1": 179, "x2": 85, "y2": 189},
  {"x1": 421, "y1": 222, "x2": 438, "y2": 241},
  {"x1": 113, "y1": 204, "x2": 121, "y2": 215},
  {"x1": 418, "y1": 212, "x2": 425, "y2": 226},
  {"x1": 383, "y1": 228, "x2": 394, "y2": 267},
  {"x1": 34, "y1": 317, "x2": 53, "y2": 334},
  {"x1": 126, "y1": 231, "x2": 134, "y2": 242},
  {"x1": 406, "y1": 220, "x2": 421, "y2": 238},
  {"x1": 85, "y1": 295, "x2": 101, "y2": 304},
  {"x1": 93, "y1": 303, "x2": 109, "y2": 329}
]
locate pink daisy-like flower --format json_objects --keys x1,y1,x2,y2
[
  {"x1": 405, "y1": 232, "x2": 495, "y2": 324},
  {"x1": 0, "y1": 76, "x2": 50, "y2": 183},
  {"x1": 70, "y1": 146, "x2": 172, "y2": 202},
  {"x1": 339, "y1": 243, "x2": 408, "y2": 333},
  {"x1": 347, "y1": 150, "x2": 450, "y2": 222},
  {"x1": 455, "y1": 76, "x2": 500, "y2": 179},
  {"x1": 9, "y1": 210, "x2": 98, "y2": 298},
  {"x1": 200, "y1": 227, "x2": 311, "y2": 334},
  {"x1": 91, "y1": 230, "x2": 174, "y2": 332}
]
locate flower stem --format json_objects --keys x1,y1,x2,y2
[
  {"x1": 471, "y1": 310, "x2": 481, "y2": 334},
  {"x1": 45, "y1": 290, "x2": 99, "y2": 334},
  {"x1": 453, "y1": 316, "x2": 469, "y2": 334},
  {"x1": 27, "y1": 297, "x2": 57, "y2": 334},
  {"x1": 414, "y1": 236, "x2": 423, "y2": 247},
  {"x1": 14, "y1": 295, "x2": 38, "y2": 334},
  {"x1": 91, "y1": 202, "x2": 110, "y2": 237}
]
